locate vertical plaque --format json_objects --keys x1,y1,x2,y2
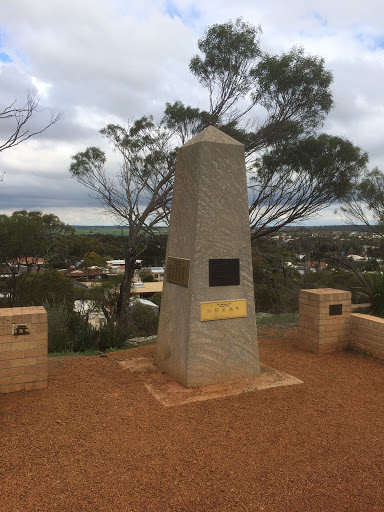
[{"x1": 166, "y1": 257, "x2": 190, "y2": 287}]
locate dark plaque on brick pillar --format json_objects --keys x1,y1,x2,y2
[
  {"x1": 209, "y1": 258, "x2": 240, "y2": 287},
  {"x1": 329, "y1": 304, "x2": 343, "y2": 316}
]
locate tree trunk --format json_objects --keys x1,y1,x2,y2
[{"x1": 116, "y1": 247, "x2": 137, "y2": 329}]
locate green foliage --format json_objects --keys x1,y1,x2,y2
[
  {"x1": 139, "y1": 268, "x2": 154, "y2": 282},
  {"x1": 361, "y1": 273, "x2": 384, "y2": 317},
  {"x1": 15, "y1": 270, "x2": 75, "y2": 308},
  {"x1": 150, "y1": 292, "x2": 162, "y2": 307},
  {"x1": 186, "y1": 19, "x2": 367, "y2": 237},
  {"x1": 302, "y1": 269, "x2": 364, "y2": 303},
  {"x1": 138, "y1": 233, "x2": 167, "y2": 267},
  {"x1": 70, "y1": 147, "x2": 106, "y2": 178},
  {"x1": 257, "y1": 313, "x2": 298, "y2": 326},
  {"x1": 45, "y1": 302, "x2": 128, "y2": 353},
  {"x1": 190, "y1": 18, "x2": 261, "y2": 122},
  {"x1": 97, "y1": 321, "x2": 128, "y2": 351},
  {"x1": 0, "y1": 210, "x2": 74, "y2": 306},
  {"x1": 69, "y1": 115, "x2": 176, "y2": 328},
  {"x1": 87, "y1": 274, "x2": 123, "y2": 321},
  {"x1": 45, "y1": 302, "x2": 96, "y2": 353},
  {"x1": 341, "y1": 167, "x2": 384, "y2": 236},
  {"x1": 250, "y1": 134, "x2": 368, "y2": 238},
  {"x1": 163, "y1": 101, "x2": 209, "y2": 144},
  {"x1": 258, "y1": 135, "x2": 367, "y2": 198},
  {"x1": 191, "y1": 18, "x2": 260, "y2": 80},
  {"x1": 252, "y1": 243, "x2": 301, "y2": 313},
  {"x1": 142, "y1": 274, "x2": 154, "y2": 282},
  {"x1": 253, "y1": 46, "x2": 333, "y2": 134},
  {"x1": 81, "y1": 251, "x2": 106, "y2": 269},
  {"x1": 0, "y1": 210, "x2": 74, "y2": 263},
  {"x1": 127, "y1": 301, "x2": 159, "y2": 338}
]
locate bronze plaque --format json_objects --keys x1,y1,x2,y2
[
  {"x1": 329, "y1": 304, "x2": 342, "y2": 316},
  {"x1": 209, "y1": 259, "x2": 240, "y2": 287},
  {"x1": 166, "y1": 257, "x2": 190, "y2": 287},
  {"x1": 200, "y1": 299, "x2": 247, "y2": 322}
]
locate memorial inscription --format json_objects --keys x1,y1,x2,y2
[
  {"x1": 329, "y1": 304, "x2": 343, "y2": 316},
  {"x1": 209, "y1": 258, "x2": 240, "y2": 287},
  {"x1": 166, "y1": 257, "x2": 190, "y2": 287},
  {"x1": 200, "y1": 299, "x2": 247, "y2": 322}
]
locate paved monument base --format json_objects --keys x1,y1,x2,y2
[{"x1": 120, "y1": 356, "x2": 302, "y2": 407}]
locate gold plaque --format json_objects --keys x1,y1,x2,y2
[
  {"x1": 166, "y1": 257, "x2": 190, "y2": 287},
  {"x1": 200, "y1": 299, "x2": 247, "y2": 322}
]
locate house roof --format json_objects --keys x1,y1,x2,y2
[
  {"x1": 302, "y1": 261, "x2": 327, "y2": 269},
  {"x1": 131, "y1": 281, "x2": 163, "y2": 294},
  {"x1": 58, "y1": 268, "x2": 110, "y2": 279},
  {"x1": 9, "y1": 257, "x2": 45, "y2": 265}
]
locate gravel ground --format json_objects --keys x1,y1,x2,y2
[{"x1": 1, "y1": 327, "x2": 384, "y2": 512}]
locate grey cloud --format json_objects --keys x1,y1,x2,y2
[{"x1": 0, "y1": 0, "x2": 383, "y2": 225}]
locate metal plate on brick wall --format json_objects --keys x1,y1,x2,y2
[{"x1": 329, "y1": 304, "x2": 342, "y2": 316}]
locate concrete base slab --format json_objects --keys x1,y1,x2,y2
[{"x1": 119, "y1": 358, "x2": 303, "y2": 407}]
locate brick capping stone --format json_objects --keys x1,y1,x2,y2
[{"x1": 0, "y1": 306, "x2": 48, "y2": 393}]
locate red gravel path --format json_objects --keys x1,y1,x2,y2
[{"x1": 1, "y1": 327, "x2": 384, "y2": 512}]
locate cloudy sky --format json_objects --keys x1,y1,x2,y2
[{"x1": 0, "y1": 0, "x2": 383, "y2": 226}]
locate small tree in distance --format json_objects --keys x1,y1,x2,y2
[
  {"x1": 69, "y1": 118, "x2": 176, "y2": 328},
  {"x1": 0, "y1": 210, "x2": 74, "y2": 306}
]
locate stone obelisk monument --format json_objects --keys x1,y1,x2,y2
[{"x1": 155, "y1": 126, "x2": 260, "y2": 387}]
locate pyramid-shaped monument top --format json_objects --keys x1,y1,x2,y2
[{"x1": 184, "y1": 125, "x2": 242, "y2": 147}]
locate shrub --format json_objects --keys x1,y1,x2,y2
[
  {"x1": 302, "y1": 269, "x2": 364, "y2": 303},
  {"x1": 45, "y1": 302, "x2": 129, "y2": 353},
  {"x1": 362, "y1": 273, "x2": 384, "y2": 317},
  {"x1": 45, "y1": 302, "x2": 98, "y2": 353},
  {"x1": 139, "y1": 268, "x2": 154, "y2": 282},
  {"x1": 150, "y1": 292, "x2": 162, "y2": 307},
  {"x1": 128, "y1": 301, "x2": 159, "y2": 338},
  {"x1": 97, "y1": 321, "x2": 129, "y2": 351}
]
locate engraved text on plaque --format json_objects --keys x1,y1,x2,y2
[
  {"x1": 166, "y1": 257, "x2": 190, "y2": 287},
  {"x1": 200, "y1": 299, "x2": 247, "y2": 322}
]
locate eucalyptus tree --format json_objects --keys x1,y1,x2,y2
[
  {"x1": 340, "y1": 167, "x2": 384, "y2": 236},
  {"x1": 165, "y1": 18, "x2": 368, "y2": 238},
  {"x1": 70, "y1": 117, "x2": 176, "y2": 327},
  {"x1": 70, "y1": 18, "x2": 368, "y2": 327}
]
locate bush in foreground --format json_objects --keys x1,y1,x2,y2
[{"x1": 45, "y1": 302, "x2": 129, "y2": 353}]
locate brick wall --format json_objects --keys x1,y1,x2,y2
[
  {"x1": 299, "y1": 288, "x2": 352, "y2": 353},
  {"x1": 350, "y1": 313, "x2": 384, "y2": 360},
  {"x1": 0, "y1": 306, "x2": 48, "y2": 393}
]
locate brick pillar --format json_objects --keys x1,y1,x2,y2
[
  {"x1": 299, "y1": 289, "x2": 352, "y2": 353},
  {"x1": 0, "y1": 306, "x2": 48, "y2": 393}
]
